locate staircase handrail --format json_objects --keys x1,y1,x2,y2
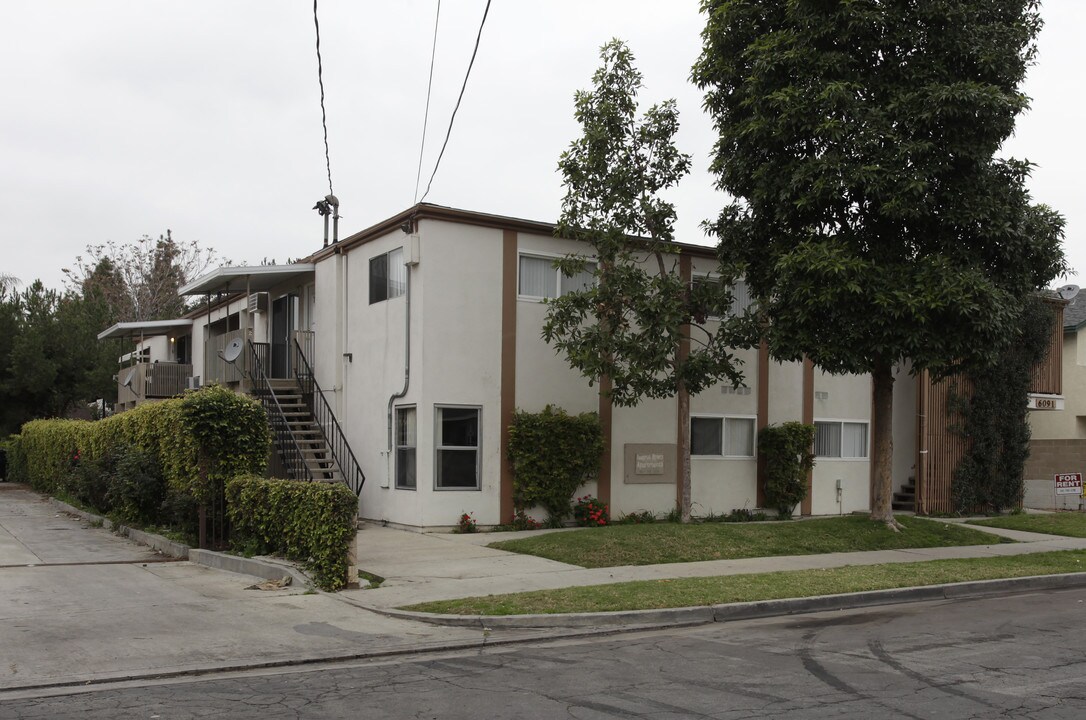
[
  {"x1": 248, "y1": 340, "x2": 313, "y2": 483},
  {"x1": 292, "y1": 338, "x2": 365, "y2": 495}
]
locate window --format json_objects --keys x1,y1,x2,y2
[
  {"x1": 691, "y1": 416, "x2": 756, "y2": 457},
  {"x1": 395, "y1": 406, "x2": 416, "y2": 490},
  {"x1": 369, "y1": 247, "x2": 406, "y2": 304},
  {"x1": 691, "y1": 275, "x2": 754, "y2": 318},
  {"x1": 730, "y1": 278, "x2": 754, "y2": 316},
  {"x1": 814, "y1": 421, "x2": 869, "y2": 458},
  {"x1": 435, "y1": 406, "x2": 481, "y2": 489},
  {"x1": 519, "y1": 254, "x2": 596, "y2": 299}
]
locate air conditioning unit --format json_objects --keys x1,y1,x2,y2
[
  {"x1": 248, "y1": 292, "x2": 269, "y2": 314},
  {"x1": 186, "y1": 375, "x2": 202, "y2": 390}
]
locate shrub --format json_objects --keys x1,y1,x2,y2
[
  {"x1": 107, "y1": 446, "x2": 165, "y2": 525},
  {"x1": 493, "y1": 509, "x2": 543, "y2": 532},
  {"x1": 13, "y1": 385, "x2": 269, "y2": 533},
  {"x1": 507, "y1": 406, "x2": 603, "y2": 524},
  {"x1": 66, "y1": 449, "x2": 113, "y2": 510},
  {"x1": 573, "y1": 495, "x2": 609, "y2": 527},
  {"x1": 17, "y1": 419, "x2": 93, "y2": 494},
  {"x1": 616, "y1": 510, "x2": 656, "y2": 525},
  {"x1": 226, "y1": 475, "x2": 358, "y2": 591},
  {"x1": 456, "y1": 512, "x2": 478, "y2": 534},
  {"x1": 2, "y1": 434, "x2": 26, "y2": 483},
  {"x1": 179, "y1": 385, "x2": 270, "y2": 504},
  {"x1": 952, "y1": 297, "x2": 1053, "y2": 514},
  {"x1": 758, "y1": 422, "x2": 816, "y2": 519}
]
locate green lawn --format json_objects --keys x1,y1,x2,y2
[
  {"x1": 968, "y1": 512, "x2": 1086, "y2": 538},
  {"x1": 402, "y1": 550, "x2": 1086, "y2": 616},
  {"x1": 486, "y1": 515, "x2": 1010, "y2": 568}
]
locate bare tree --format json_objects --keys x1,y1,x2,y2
[{"x1": 64, "y1": 231, "x2": 222, "y2": 322}]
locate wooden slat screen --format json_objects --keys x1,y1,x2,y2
[
  {"x1": 918, "y1": 372, "x2": 971, "y2": 515},
  {"x1": 1029, "y1": 299, "x2": 1064, "y2": 396}
]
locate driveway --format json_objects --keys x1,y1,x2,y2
[{"x1": 0, "y1": 484, "x2": 543, "y2": 692}]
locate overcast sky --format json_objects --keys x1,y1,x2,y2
[{"x1": 2, "y1": 1, "x2": 1082, "y2": 293}]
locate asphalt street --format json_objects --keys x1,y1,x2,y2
[{"x1": 4, "y1": 588, "x2": 1086, "y2": 719}]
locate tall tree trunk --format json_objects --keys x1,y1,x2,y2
[
  {"x1": 870, "y1": 359, "x2": 902, "y2": 529},
  {"x1": 678, "y1": 378, "x2": 692, "y2": 523}
]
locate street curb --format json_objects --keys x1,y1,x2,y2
[
  {"x1": 47, "y1": 497, "x2": 310, "y2": 586},
  {"x1": 364, "y1": 571, "x2": 1086, "y2": 629},
  {"x1": 188, "y1": 549, "x2": 310, "y2": 588}
]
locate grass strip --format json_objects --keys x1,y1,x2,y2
[
  {"x1": 487, "y1": 515, "x2": 1010, "y2": 568},
  {"x1": 402, "y1": 550, "x2": 1086, "y2": 616},
  {"x1": 968, "y1": 513, "x2": 1086, "y2": 538}
]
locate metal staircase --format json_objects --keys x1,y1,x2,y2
[
  {"x1": 266, "y1": 377, "x2": 343, "y2": 483},
  {"x1": 247, "y1": 340, "x2": 364, "y2": 495}
]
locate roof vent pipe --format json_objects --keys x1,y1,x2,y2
[{"x1": 313, "y1": 194, "x2": 340, "y2": 247}]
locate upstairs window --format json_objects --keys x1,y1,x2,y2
[
  {"x1": 730, "y1": 278, "x2": 754, "y2": 316},
  {"x1": 691, "y1": 275, "x2": 754, "y2": 318},
  {"x1": 519, "y1": 254, "x2": 596, "y2": 299},
  {"x1": 369, "y1": 247, "x2": 406, "y2": 304}
]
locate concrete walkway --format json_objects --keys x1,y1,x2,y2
[{"x1": 346, "y1": 518, "x2": 1086, "y2": 610}]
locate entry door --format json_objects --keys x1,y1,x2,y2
[{"x1": 270, "y1": 295, "x2": 296, "y2": 378}]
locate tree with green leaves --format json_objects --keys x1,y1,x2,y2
[
  {"x1": 0, "y1": 282, "x2": 113, "y2": 435},
  {"x1": 693, "y1": 1, "x2": 1066, "y2": 528},
  {"x1": 952, "y1": 296, "x2": 1055, "y2": 514},
  {"x1": 545, "y1": 39, "x2": 746, "y2": 522}
]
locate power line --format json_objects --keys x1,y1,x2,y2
[
  {"x1": 413, "y1": 0, "x2": 442, "y2": 205},
  {"x1": 313, "y1": 0, "x2": 334, "y2": 196},
  {"x1": 418, "y1": 0, "x2": 492, "y2": 204}
]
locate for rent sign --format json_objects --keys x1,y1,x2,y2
[{"x1": 1054, "y1": 473, "x2": 1083, "y2": 496}]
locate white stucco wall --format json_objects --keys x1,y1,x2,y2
[
  {"x1": 687, "y1": 345, "x2": 760, "y2": 516},
  {"x1": 810, "y1": 369, "x2": 872, "y2": 515},
  {"x1": 1029, "y1": 333, "x2": 1086, "y2": 440},
  {"x1": 514, "y1": 233, "x2": 599, "y2": 416},
  {"x1": 414, "y1": 220, "x2": 504, "y2": 527}
]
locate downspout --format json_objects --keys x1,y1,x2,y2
[
  {"x1": 334, "y1": 248, "x2": 345, "y2": 416},
  {"x1": 387, "y1": 264, "x2": 412, "y2": 453}
]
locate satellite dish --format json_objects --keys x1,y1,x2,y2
[
  {"x1": 222, "y1": 338, "x2": 244, "y2": 364},
  {"x1": 122, "y1": 369, "x2": 137, "y2": 388},
  {"x1": 1057, "y1": 284, "x2": 1080, "y2": 301}
]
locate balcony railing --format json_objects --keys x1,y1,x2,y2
[{"x1": 116, "y1": 362, "x2": 193, "y2": 406}]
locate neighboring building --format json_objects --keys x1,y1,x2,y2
[
  {"x1": 888, "y1": 294, "x2": 1069, "y2": 514},
  {"x1": 1023, "y1": 286, "x2": 1086, "y2": 510},
  {"x1": 98, "y1": 203, "x2": 1067, "y2": 528}
]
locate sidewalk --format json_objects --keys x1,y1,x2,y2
[{"x1": 346, "y1": 520, "x2": 1086, "y2": 610}]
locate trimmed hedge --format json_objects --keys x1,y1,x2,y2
[
  {"x1": 14, "y1": 385, "x2": 269, "y2": 524},
  {"x1": 759, "y1": 422, "x2": 815, "y2": 519},
  {"x1": 508, "y1": 405, "x2": 603, "y2": 524},
  {"x1": 226, "y1": 475, "x2": 358, "y2": 591}
]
